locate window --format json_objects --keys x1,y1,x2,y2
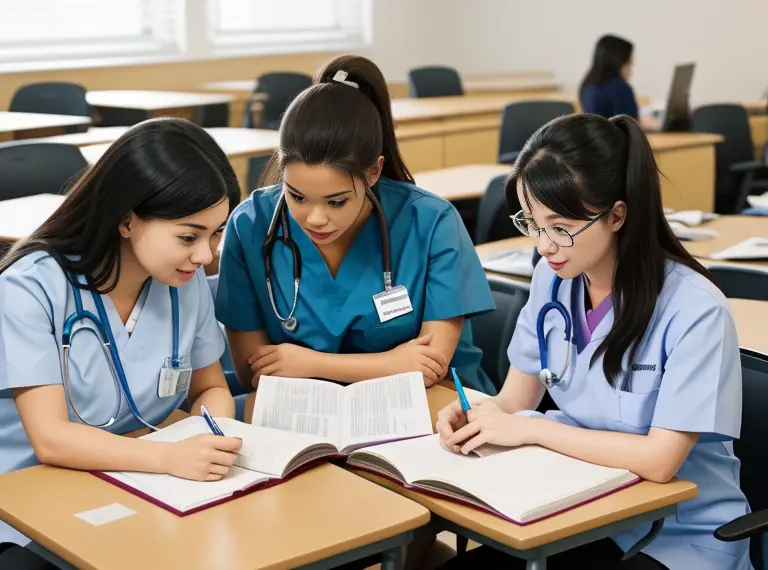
[
  {"x1": 208, "y1": 0, "x2": 368, "y2": 55},
  {"x1": 0, "y1": 0, "x2": 180, "y2": 67},
  {"x1": 0, "y1": 0, "x2": 369, "y2": 71}
]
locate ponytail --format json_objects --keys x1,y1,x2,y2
[
  {"x1": 262, "y1": 55, "x2": 413, "y2": 189},
  {"x1": 509, "y1": 112, "x2": 714, "y2": 386}
]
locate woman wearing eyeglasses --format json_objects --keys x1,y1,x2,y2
[{"x1": 436, "y1": 113, "x2": 750, "y2": 569}]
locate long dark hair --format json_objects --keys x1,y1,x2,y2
[
  {"x1": 581, "y1": 34, "x2": 633, "y2": 90},
  {"x1": 507, "y1": 113, "x2": 715, "y2": 385},
  {"x1": 262, "y1": 54, "x2": 413, "y2": 187},
  {"x1": 0, "y1": 118, "x2": 240, "y2": 291}
]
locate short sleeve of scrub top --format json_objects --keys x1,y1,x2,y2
[
  {"x1": 190, "y1": 267, "x2": 227, "y2": 370},
  {"x1": 0, "y1": 256, "x2": 66, "y2": 391},
  {"x1": 216, "y1": 201, "x2": 266, "y2": 332}
]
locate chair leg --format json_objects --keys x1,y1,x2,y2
[{"x1": 456, "y1": 534, "x2": 468, "y2": 554}]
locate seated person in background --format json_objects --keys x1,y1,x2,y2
[{"x1": 580, "y1": 34, "x2": 639, "y2": 120}]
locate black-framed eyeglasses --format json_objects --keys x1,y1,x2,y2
[{"x1": 511, "y1": 207, "x2": 611, "y2": 247}]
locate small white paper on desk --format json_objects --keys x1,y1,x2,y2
[
  {"x1": 710, "y1": 237, "x2": 768, "y2": 260},
  {"x1": 747, "y1": 193, "x2": 768, "y2": 209},
  {"x1": 665, "y1": 210, "x2": 719, "y2": 226},
  {"x1": 668, "y1": 221, "x2": 719, "y2": 241},
  {"x1": 74, "y1": 503, "x2": 136, "y2": 526},
  {"x1": 481, "y1": 249, "x2": 534, "y2": 277}
]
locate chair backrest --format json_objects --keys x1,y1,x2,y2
[
  {"x1": 470, "y1": 277, "x2": 530, "y2": 391},
  {"x1": 498, "y1": 101, "x2": 575, "y2": 163},
  {"x1": 407, "y1": 66, "x2": 463, "y2": 98},
  {"x1": 691, "y1": 104, "x2": 755, "y2": 213},
  {"x1": 475, "y1": 173, "x2": 522, "y2": 244},
  {"x1": 10, "y1": 82, "x2": 90, "y2": 118},
  {"x1": 736, "y1": 348, "x2": 768, "y2": 568},
  {"x1": 198, "y1": 103, "x2": 231, "y2": 128},
  {"x1": 0, "y1": 141, "x2": 88, "y2": 201},
  {"x1": 708, "y1": 265, "x2": 768, "y2": 301},
  {"x1": 252, "y1": 72, "x2": 313, "y2": 130}
]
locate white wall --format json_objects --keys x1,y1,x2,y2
[{"x1": 423, "y1": 0, "x2": 768, "y2": 105}]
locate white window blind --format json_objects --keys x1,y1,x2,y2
[
  {"x1": 208, "y1": 0, "x2": 367, "y2": 55},
  {"x1": 0, "y1": 0, "x2": 180, "y2": 65}
]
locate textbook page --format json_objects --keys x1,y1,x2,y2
[
  {"x1": 339, "y1": 373, "x2": 433, "y2": 452},
  {"x1": 251, "y1": 376, "x2": 344, "y2": 446}
]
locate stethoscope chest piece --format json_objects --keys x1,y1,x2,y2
[
  {"x1": 538, "y1": 368, "x2": 561, "y2": 388},
  {"x1": 282, "y1": 317, "x2": 298, "y2": 333}
]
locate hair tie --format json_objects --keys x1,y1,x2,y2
[{"x1": 332, "y1": 70, "x2": 359, "y2": 89}]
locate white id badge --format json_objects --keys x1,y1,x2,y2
[
  {"x1": 158, "y1": 356, "x2": 192, "y2": 398},
  {"x1": 373, "y1": 285, "x2": 414, "y2": 323}
]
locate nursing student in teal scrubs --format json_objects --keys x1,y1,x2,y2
[{"x1": 215, "y1": 54, "x2": 496, "y2": 401}]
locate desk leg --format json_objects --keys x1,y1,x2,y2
[
  {"x1": 380, "y1": 544, "x2": 405, "y2": 570},
  {"x1": 526, "y1": 556, "x2": 547, "y2": 570}
]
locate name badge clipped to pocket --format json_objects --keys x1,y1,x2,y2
[
  {"x1": 373, "y1": 285, "x2": 414, "y2": 323},
  {"x1": 158, "y1": 355, "x2": 193, "y2": 398}
]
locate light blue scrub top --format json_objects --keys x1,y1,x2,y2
[
  {"x1": 216, "y1": 177, "x2": 496, "y2": 393},
  {"x1": 508, "y1": 259, "x2": 751, "y2": 570},
  {"x1": 0, "y1": 252, "x2": 225, "y2": 546}
]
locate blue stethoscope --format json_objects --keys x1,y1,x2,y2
[
  {"x1": 537, "y1": 276, "x2": 574, "y2": 388},
  {"x1": 61, "y1": 277, "x2": 181, "y2": 431}
]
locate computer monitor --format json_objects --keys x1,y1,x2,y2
[{"x1": 661, "y1": 63, "x2": 696, "y2": 132}]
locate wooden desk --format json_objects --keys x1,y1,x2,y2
[
  {"x1": 86, "y1": 90, "x2": 235, "y2": 124},
  {"x1": 357, "y1": 384, "x2": 697, "y2": 568},
  {"x1": 197, "y1": 82, "x2": 271, "y2": 127},
  {"x1": 79, "y1": 127, "x2": 279, "y2": 197},
  {"x1": 0, "y1": 194, "x2": 65, "y2": 243},
  {"x1": 729, "y1": 298, "x2": 768, "y2": 354},
  {"x1": 414, "y1": 164, "x2": 511, "y2": 201},
  {"x1": 0, "y1": 464, "x2": 428, "y2": 570},
  {"x1": 0, "y1": 112, "x2": 92, "y2": 143},
  {"x1": 32, "y1": 126, "x2": 132, "y2": 147}
]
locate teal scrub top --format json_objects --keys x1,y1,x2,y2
[
  {"x1": 0, "y1": 252, "x2": 225, "y2": 546},
  {"x1": 215, "y1": 177, "x2": 496, "y2": 393},
  {"x1": 508, "y1": 259, "x2": 751, "y2": 570}
]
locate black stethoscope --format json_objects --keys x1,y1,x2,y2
[{"x1": 263, "y1": 185, "x2": 392, "y2": 333}]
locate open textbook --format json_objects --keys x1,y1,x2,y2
[
  {"x1": 95, "y1": 373, "x2": 433, "y2": 515},
  {"x1": 347, "y1": 434, "x2": 641, "y2": 525}
]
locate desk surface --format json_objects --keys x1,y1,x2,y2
[
  {"x1": 0, "y1": 194, "x2": 65, "y2": 242},
  {"x1": 357, "y1": 384, "x2": 697, "y2": 551},
  {"x1": 0, "y1": 463, "x2": 428, "y2": 570},
  {"x1": 0, "y1": 111, "x2": 91, "y2": 134},
  {"x1": 80, "y1": 127, "x2": 279, "y2": 164},
  {"x1": 415, "y1": 164, "x2": 511, "y2": 201},
  {"x1": 391, "y1": 95, "x2": 572, "y2": 123},
  {"x1": 729, "y1": 298, "x2": 768, "y2": 354},
  {"x1": 86, "y1": 90, "x2": 234, "y2": 110}
]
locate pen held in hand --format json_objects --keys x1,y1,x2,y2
[
  {"x1": 450, "y1": 367, "x2": 471, "y2": 414},
  {"x1": 200, "y1": 404, "x2": 225, "y2": 436}
]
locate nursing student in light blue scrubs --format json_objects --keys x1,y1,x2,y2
[
  {"x1": 216, "y1": 55, "x2": 495, "y2": 400},
  {"x1": 0, "y1": 119, "x2": 243, "y2": 569},
  {"x1": 437, "y1": 114, "x2": 751, "y2": 570}
]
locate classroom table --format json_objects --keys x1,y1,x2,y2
[
  {"x1": 354, "y1": 385, "x2": 696, "y2": 570},
  {"x1": 79, "y1": 127, "x2": 279, "y2": 197},
  {"x1": 0, "y1": 194, "x2": 65, "y2": 243},
  {"x1": 0, "y1": 430, "x2": 429, "y2": 570},
  {"x1": 414, "y1": 164, "x2": 512, "y2": 201},
  {"x1": 729, "y1": 298, "x2": 768, "y2": 354},
  {"x1": 0, "y1": 112, "x2": 92, "y2": 143},
  {"x1": 85, "y1": 90, "x2": 235, "y2": 125}
]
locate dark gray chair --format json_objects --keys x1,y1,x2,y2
[
  {"x1": 407, "y1": 66, "x2": 463, "y2": 98},
  {"x1": 498, "y1": 101, "x2": 575, "y2": 164},
  {"x1": 474, "y1": 173, "x2": 523, "y2": 245},
  {"x1": 470, "y1": 276, "x2": 530, "y2": 392},
  {"x1": 708, "y1": 265, "x2": 768, "y2": 301},
  {"x1": 715, "y1": 348, "x2": 768, "y2": 570},
  {"x1": 243, "y1": 73, "x2": 313, "y2": 130},
  {"x1": 198, "y1": 103, "x2": 231, "y2": 128},
  {"x1": 10, "y1": 82, "x2": 91, "y2": 133},
  {"x1": 691, "y1": 104, "x2": 768, "y2": 214},
  {"x1": 0, "y1": 141, "x2": 87, "y2": 201}
]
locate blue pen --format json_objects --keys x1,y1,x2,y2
[
  {"x1": 200, "y1": 404, "x2": 225, "y2": 436},
  {"x1": 450, "y1": 367, "x2": 471, "y2": 413}
]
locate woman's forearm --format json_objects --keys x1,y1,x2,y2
[
  {"x1": 189, "y1": 386, "x2": 235, "y2": 418},
  {"x1": 312, "y1": 351, "x2": 396, "y2": 383},
  {"x1": 526, "y1": 418, "x2": 695, "y2": 483},
  {"x1": 34, "y1": 422, "x2": 169, "y2": 474}
]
